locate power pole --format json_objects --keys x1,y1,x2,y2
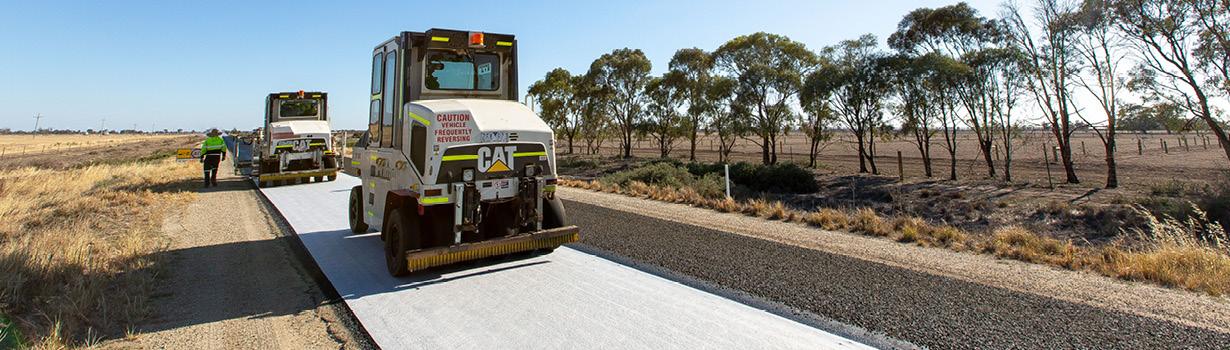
[
  {"x1": 32, "y1": 113, "x2": 44, "y2": 138},
  {"x1": 100, "y1": 118, "x2": 106, "y2": 132}
]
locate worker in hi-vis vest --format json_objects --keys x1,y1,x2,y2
[{"x1": 200, "y1": 129, "x2": 227, "y2": 187}]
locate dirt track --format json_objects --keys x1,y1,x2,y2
[{"x1": 101, "y1": 164, "x2": 368, "y2": 349}]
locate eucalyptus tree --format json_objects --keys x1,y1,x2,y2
[
  {"x1": 1069, "y1": 0, "x2": 1125, "y2": 188},
  {"x1": 644, "y1": 72, "x2": 689, "y2": 158},
  {"x1": 704, "y1": 76, "x2": 742, "y2": 163},
  {"x1": 1115, "y1": 0, "x2": 1230, "y2": 164},
  {"x1": 1004, "y1": 0, "x2": 1083, "y2": 183},
  {"x1": 587, "y1": 48, "x2": 652, "y2": 158},
  {"x1": 669, "y1": 48, "x2": 717, "y2": 161},
  {"x1": 574, "y1": 72, "x2": 612, "y2": 155},
  {"x1": 890, "y1": 2, "x2": 1003, "y2": 180},
  {"x1": 799, "y1": 54, "x2": 839, "y2": 168},
  {"x1": 528, "y1": 68, "x2": 580, "y2": 153},
  {"x1": 713, "y1": 32, "x2": 819, "y2": 164},
  {"x1": 882, "y1": 53, "x2": 942, "y2": 177},
  {"x1": 808, "y1": 35, "x2": 891, "y2": 174},
  {"x1": 969, "y1": 47, "x2": 1028, "y2": 182}
]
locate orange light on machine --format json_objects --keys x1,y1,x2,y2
[
  {"x1": 297, "y1": 90, "x2": 305, "y2": 98},
  {"x1": 468, "y1": 32, "x2": 485, "y2": 47}
]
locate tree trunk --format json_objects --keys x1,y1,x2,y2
[
  {"x1": 1104, "y1": 140, "x2": 1118, "y2": 188},
  {"x1": 689, "y1": 130, "x2": 698, "y2": 161},
  {"x1": 855, "y1": 133, "x2": 868, "y2": 173},
  {"x1": 810, "y1": 136, "x2": 820, "y2": 168},
  {"x1": 981, "y1": 139, "x2": 996, "y2": 179}
]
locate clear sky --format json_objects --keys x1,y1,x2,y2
[{"x1": 0, "y1": 0, "x2": 1002, "y2": 132}]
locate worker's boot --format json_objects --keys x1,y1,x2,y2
[{"x1": 203, "y1": 172, "x2": 211, "y2": 188}]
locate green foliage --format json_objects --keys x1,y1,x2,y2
[
  {"x1": 713, "y1": 32, "x2": 818, "y2": 164},
  {"x1": 588, "y1": 48, "x2": 653, "y2": 158},
  {"x1": 601, "y1": 162, "x2": 724, "y2": 198},
  {"x1": 685, "y1": 161, "x2": 818, "y2": 194}
]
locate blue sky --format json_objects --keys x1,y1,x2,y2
[{"x1": 0, "y1": 0, "x2": 1001, "y2": 132}]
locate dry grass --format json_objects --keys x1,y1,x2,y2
[
  {"x1": 563, "y1": 178, "x2": 1230, "y2": 296},
  {"x1": 850, "y1": 208, "x2": 892, "y2": 237},
  {"x1": 805, "y1": 209, "x2": 848, "y2": 231},
  {"x1": 0, "y1": 159, "x2": 198, "y2": 346}
]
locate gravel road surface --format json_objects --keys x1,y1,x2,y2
[
  {"x1": 101, "y1": 164, "x2": 368, "y2": 349},
  {"x1": 561, "y1": 198, "x2": 1230, "y2": 349}
]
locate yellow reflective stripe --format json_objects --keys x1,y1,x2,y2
[
  {"x1": 279, "y1": 94, "x2": 290, "y2": 98},
  {"x1": 311, "y1": 94, "x2": 321, "y2": 98},
  {"x1": 496, "y1": 41, "x2": 513, "y2": 47},
  {"x1": 309, "y1": 142, "x2": 325, "y2": 146},
  {"x1": 513, "y1": 151, "x2": 546, "y2": 157},
  {"x1": 441, "y1": 154, "x2": 478, "y2": 161},
  {"x1": 431, "y1": 36, "x2": 450, "y2": 42},
  {"x1": 371, "y1": 94, "x2": 381, "y2": 101},
  {"x1": 408, "y1": 111, "x2": 431, "y2": 126},
  {"x1": 366, "y1": 210, "x2": 374, "y2": 217},
  {"x1": 420, "y1": 196, "x2": 449, "y2": 204},
  {"x1": 350, "y1": 161, "x2": 361, "y2": 166},
  {"x1": 276, "y1": 145, "x2": 292, "y2": 149}
]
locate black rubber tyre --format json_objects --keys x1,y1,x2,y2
[
  {"x1": 348, "y1": 186, "x2": 368, "y2": 234},
  {"x1": 543, "y1": 197, "x2": 568, "y2": 229},
  {"x1": 327, "y1": 175, "x2": 337, "y2": 181},
  {"x1": 383, "y1": 208, "x2": 419, "y2": 277}
]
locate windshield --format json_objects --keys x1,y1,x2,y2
[
  {"x1": 278, "y1": 99, "x2": 321, "y2": 120},
  {"x1": 425, "y1": 51, "x2": 501, "y2": 91}
]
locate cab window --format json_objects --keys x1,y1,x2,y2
[
  {"x1": 369, "y1": 52, "x2": 384, "y2": 145},
  {"x1": 381, "y1": 51, "x2": 397, "y2": 148},
  {"x1": 425, "y1": 51, "x2": 500, "y2": 91},
  {"x1": 278, "y1": 99, "x2": 320, "y2": 120}
]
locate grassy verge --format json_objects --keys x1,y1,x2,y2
[
  {"x1": 0, "y1": 158, "x2": 199, "y2": 347},
  {"x1": 0, "y1": 313, "x2": 22, "y2": 349},
  {"x1": 561, "y1": 177, "x2": 1230, "y2": 297}
]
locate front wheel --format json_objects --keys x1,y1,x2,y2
[
  {"x1": 327, "y1": 175, "x2": 337, "y2": 182},
  {"x1": 348, "y1": 186, "x2": 369, "y2": 234},
  {"x1": 383, "y1": 208, "x2": 419, "y2": 277}
]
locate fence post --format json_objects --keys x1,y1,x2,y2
[
  {"x1": 1205, "y1": 136, "x2": 1210, "y2": 149},
  {"x1": 724, "y1": 163, "x2": 731, "y2": 199},
  {"x1": 1081, "y1": 141, "x2": 1086, "y2": 156},
  {"x1": 897, "y1": 151, "x2": 904, "y2": 182},
  {"x1": 1137, "y1": 139, "x2": 1143, "y2": 155},
  {"x1": 1184, "y1": 137, "x2": 1190, "y2": 152},
  {"x1": 1163, "y1": 140, "x2": 1169, "y2": 154},
  {"x1": 1043, "y1": 144, "x2": 1054, "y2": 189},
  {"x1": 1052, "y1": 146, "x2": 1059, "y2": 164}
]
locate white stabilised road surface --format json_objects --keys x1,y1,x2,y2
[{"x1": 259, "y1": 174, "x2": 875, "y2": 350}]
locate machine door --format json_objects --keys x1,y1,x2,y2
[{"x1": 367, "y1": 41, "x2": 402, "y2": 229}]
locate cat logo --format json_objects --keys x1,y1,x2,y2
[{"x1": 477, "y1": 146, "x2": 516, "y2": 173}]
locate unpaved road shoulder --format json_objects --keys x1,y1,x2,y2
[
  {"x1": 559, "y1": 187, "x2": 1230, "y2": 349},
  {"x1": 102, "y1": 168, "x2": 368, "y2": 349}
]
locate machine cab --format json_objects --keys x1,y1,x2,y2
[{"x1": 362, "y1": 29, "x2": 518, "y2": 151}]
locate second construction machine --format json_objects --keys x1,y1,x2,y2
[{"x1": 350, "y1": 29, "x2": 579, "y2": 276}]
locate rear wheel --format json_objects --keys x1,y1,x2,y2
[
  {"x1": 348, "y1": 186, "x2": 369, "y2": 234},
  {"x1": 327, "y1": 175, "x2": 337, "y2": 181},
  {"x1": 543, "y1": 197, "x2": 568, "y2": 229},
  {"x1": 384, "y1": 208, "x2": 419, "y2": 277},
  {"x1": 537, "y1": 198, "x2": 569, "y2": 255}
]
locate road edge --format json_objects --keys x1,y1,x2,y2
[
  {"x1": 248, "y1": 179, "x2": 379, "y2": 350},
  {"x1": 568, "y1": 243, "x2": 917, "y2": 350}
]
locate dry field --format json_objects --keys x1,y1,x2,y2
[
  {"x1": 570, "y1": 130, "x2": 1229, "y2": 189},
  {"x1": 0, "y1": 134, "x2": 198, "y2": 170},
  {"x1": 0, "y1": 136, "x2": 201, "y2": 347}
]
